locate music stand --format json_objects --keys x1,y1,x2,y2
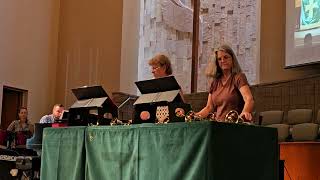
[
  {"x1": 133, "y1": 76, "x2": 190, "y2": 123},
  {"x1": 68, "y1": 85, "x2": 118, "y2": 126}
]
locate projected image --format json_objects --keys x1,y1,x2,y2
[
  {"x1": 300, "y1": 0, "x2": 320, "y2": 30},
  {"x1": 294, "y1": 0, "x2": 320, "y2": 47},
  {"x1": 285, "y1": 0, "x2": 320, "y2": 68},
  {"x1": 283, "y1": 0, "x2": 320, "y2": 67}
]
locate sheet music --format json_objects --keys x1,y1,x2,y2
[
  {"x1": 71, "y1": 99, "x2": 92, "y2": 108},
  {"x1": 71, "y1": 97, "x2": 108, "y2": 108},
  {"x1": 134, "y1": 93, "x2": 158, "y2": 105},
  {"x1": 157, "y1": 90, "x2": 180, "y2": 102},
  {"x1": 88, "y1": 97, "x2": 108, "y2": 107}
]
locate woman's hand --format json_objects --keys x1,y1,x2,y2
[{"x1": 240, "y1": 112, "x2": 252, "y2": 121}]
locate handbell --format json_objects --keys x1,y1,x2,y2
[
  {"x1": 224, "y1": 110, "x2": 247, "y2": 124},
  {"x1": 184, "y1": 111, "x2": 202, "y2": 122},
  {"x1": 110, "y1": 118, "x2": 131, "y2": 126},
  {"x1": 207, "y1": 112, "x2": 216, "y2": 121},
  {"x1": 156, "y1": 116, "x2": 170, "y2": 124},
  {"x1": 175, "y1": 108, "x2": 186, "y2": 117}
]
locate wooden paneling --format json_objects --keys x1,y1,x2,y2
[
  {"x1": 55, "y1": 0, "x2": 123, "y2": 108},
  {"x1": 252, "y1": 75, "x2": 320, "y2": 122},
  {"x1": 280, "y1": 142, "x2": 320, "y2": 180}
]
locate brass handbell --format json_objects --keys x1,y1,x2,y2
[
  {"x1": 156, "y1": 117, "x2": 170, "y2": 124},
  {"x1": 175, "y1": 109, "x2": 217, "y2": 122},
  {"x1": 224, "y1": 110, "x2": 250, "y2": 124},
  {"x1": 110, "y1": 118, "x2": 131, "y2": 126},
  {"x1": 207, "y1": 112, "x2": 216, "y2": 121},
  {"x1": 184, "y1": 111, "x2": 203, "y2": 122},
  {"x1": 175, "y1": 108, "x2": 185, "y2": 118},
  {"x1": 110, "y1": 118, "x2": 122, "y2": 126}
]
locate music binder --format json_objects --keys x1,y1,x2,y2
[
  {"x1": 71, "y1": 97, "x2": 108, "y2": 108},
  {"x1": 134, "y1": 76, "x2": 183, "y2": 105},
  {"x1": 71, "y1": 86, "x2": 117, "y2": 109},
  {"x1": 135, "y1": 75, "x2": 181, "y2": 94},
  {"x1": 133, "y1": 90, "x2": 180, "y2": 105},
  {"x1": 133, "y1": 76, "x2": 190, "y2": 123}
]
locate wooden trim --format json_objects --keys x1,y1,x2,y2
[
  {"x1": 191, "y1": 0, "x2": 200, "y2": 93},
  {"x1": 280, "y1": 142, "x2": 320, "y2": 179},
  {"x1": 252, "y1": 74, "x2": 320, "y2": 87}
]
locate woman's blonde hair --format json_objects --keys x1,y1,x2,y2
[{"x1": 205, "y1": 52, "x2": 217, "y2": 78}]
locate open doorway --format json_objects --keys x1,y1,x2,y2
[{"x1": 0, "y1": 86, "x2": 28, "y2": 129}]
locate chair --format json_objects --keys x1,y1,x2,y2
[
  {"x1": 259, "y1": 110, "x2": 289, "y2": 142},
  {"x1": 287, "y1": 109, "x2": 313, "y2": 125},
  {"x1": 287, "y1": 109, "x2": 319, "y2": 141},
  {"x1": 316, "y1": 109, "x2": 320, "y2": 124},
  {"x1": 260, "y1": 111, "x2": 284, "y2": 125},
  {"x1": 0, "y1": 130, "x2": 8, "y2": 149},
  {"x1": 316, "y1": 109, "x2": 320, "y2": 139}
]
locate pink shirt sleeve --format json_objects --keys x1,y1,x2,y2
[{"x1": 234, "y1": 73, "x2": 249, "y2": 90}]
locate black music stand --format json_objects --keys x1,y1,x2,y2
[
  {"x1": 133, "y1": 76, "x2": 191, "y2": 123},
  {"x1": 68, "y1": 85, "x2": 118, "y2": 126}
]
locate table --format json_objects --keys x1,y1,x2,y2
[
  {"x1": 40, "y1": 127, "x2": 86, "y2": 180},
  {"x1": 41, "y1": 122, "x2": 278, "y2": 180}
]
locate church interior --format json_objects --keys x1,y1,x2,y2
[{"x1": 1, "y1": 0, "x2": 320, "y2": 179}]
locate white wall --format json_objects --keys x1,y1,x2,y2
[{"x1": 0, "y1": 0, "x2": 60, "y2": 123}]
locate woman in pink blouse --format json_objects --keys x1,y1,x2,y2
[{"x1": 197, "y1": 44, "x2": 254, "y2": 121}]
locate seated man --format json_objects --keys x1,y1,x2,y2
[{"x1": 39, "y1": 104, "x2": 64, "y2": 123}]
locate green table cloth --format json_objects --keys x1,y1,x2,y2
[
  {"x1": 41, "y1": 126, "x2": 86, "y2": 180},
  {"x1": 41, "y1": 122, "x2": 278, "y2": 180}
]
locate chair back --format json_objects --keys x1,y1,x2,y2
[
  {"x1": 316, "y1": 109, "x2": 320, "y2": 124},
  {"x1": 0, "y1": 130, "x2": 8, "y2": 147},
  {"x1": 15, "y1": 132, "x2": 27, "y2": 146},
  {"x1": 287, "y1": 109, "x2": 313, "y2": 125},
  {"x1": 260, "y1": 111, "x2": 284, "y2": 125}
]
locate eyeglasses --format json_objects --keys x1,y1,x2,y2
[
  {"x1": 151, "y1": 66, "x2": 161, "y2": 70},
  {"x1": 217, "y1": 55, "x2": 232, "y2": 61}
]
